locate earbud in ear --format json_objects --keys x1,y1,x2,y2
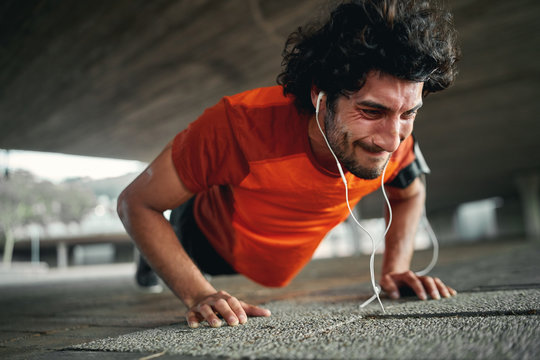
[{"x1": 316, "y1": 91, "x2": 325, "y2": 114}]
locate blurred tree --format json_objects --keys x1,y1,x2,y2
[
  {"x1": 0, "y1": 170, "x2": 97, "y2": 266},
  {"x1": 56, "y1": 182, "x2": 97, "y2": 225}
]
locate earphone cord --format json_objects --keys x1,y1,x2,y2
[
  {"x1": 315, "y1": 100, "x2": 390, "y2": 313},
  {"x1": 315, "y1": 95, "x2": 438, "y2": 313}
]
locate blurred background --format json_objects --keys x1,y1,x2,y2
[{"x1": 1, "y1": 0, "x2": 539, "y2": 281}]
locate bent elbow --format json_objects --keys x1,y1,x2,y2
[{"x1": 116, "y1": 188, "x2": 131, "y2": 225}]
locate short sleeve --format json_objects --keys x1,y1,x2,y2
[{"x1": 171, "y1": 98, "x2": 250, "y2": 193}]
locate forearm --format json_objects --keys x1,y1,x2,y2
[
  {"x1": 119, "y1": 201, "x2": 215, "y2": 308},
  {"x1": 382, "y1": 181, "x2": 425, "y2": 275}
]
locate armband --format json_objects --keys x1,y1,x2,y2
[{"x1": 387, "y1": 140, "x2": 430, "y2": 189}]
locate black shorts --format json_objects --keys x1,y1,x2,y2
[{"x1": 169, "y1": 197, "x2": 237, "y2": 276}]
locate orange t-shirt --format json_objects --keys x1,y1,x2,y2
[{"x1": 172, "y1": 86, "x2": 415, "y2": 287}]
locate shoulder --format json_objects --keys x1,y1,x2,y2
[
  {"x1": 220, "y1": 86, "x2": 309, "y2": 160},
  {"x1": 224, "y1": 86, "x2": 294, "y2": 110}
]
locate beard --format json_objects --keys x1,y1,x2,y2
[{"x1": 324, "y1": 107, "x2": 390, "y2": 180}]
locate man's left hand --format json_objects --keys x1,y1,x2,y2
[{"x1": 380, "y1": 270, "x2": 457, "y2": 300}]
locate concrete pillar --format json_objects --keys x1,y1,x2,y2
[
  {"x1": 2, "y1": 227, "x2": 14, "y2": 268},
  {"x1": 516, "y1": 174, "x2": 540, "y2": 240},
  {"x1": 29, "y1": 226, "x2": 40, "y2": 264},
  {"x1": 57, "y1": 241, "x2": 68, "y2": 268}
]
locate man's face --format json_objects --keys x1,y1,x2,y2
[{"x1": 323, "y1": 71, "x2": 423, "y2": 179}]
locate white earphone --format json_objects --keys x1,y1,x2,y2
[
  {"x1": 316, "y1": 91, "x2": 325, "y2": 114},
  {"x1": 315, "y1": 89, "x2": 438, "y2": 311},
  {"x1": 314, "y1": 89, "x2": 390, "y2": 312}
]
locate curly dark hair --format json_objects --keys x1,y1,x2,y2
[{"x1": 277, "y1": 0, "x2": 460, "y2": 113}]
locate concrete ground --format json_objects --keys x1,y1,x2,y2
[{"x1": 1, "y1": 239, "x2": 538, "y2": 359}]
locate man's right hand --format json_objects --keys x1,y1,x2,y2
[{"x1": 186, "y1": 290, "x2": 271, "y2": 328}]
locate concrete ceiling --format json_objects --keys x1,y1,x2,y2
[{"x1": 1, "y1": 0, "x2": 539, "y2": 215}]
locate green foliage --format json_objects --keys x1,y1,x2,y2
[
  {"x1": 56, "y1": 182, "x2": 97, "y2": 224},
  {"x1": 0, "y1": 170, "x2": 97, "y2": 237}
]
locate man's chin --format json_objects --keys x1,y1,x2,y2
[
  {"x1": 344, "y1": 157, "x2": 390, "y2": 179},
  {"x1": 347, "y1": 165, "x2": 383, "y2": 180}
]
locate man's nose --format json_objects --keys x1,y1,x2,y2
[{"x1": 373, "y1": 117, "x2": 401, "y2": 153}]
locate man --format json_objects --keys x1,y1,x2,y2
[{"x1": 118, "y1": 0, "x2": 460, "y2": 329}]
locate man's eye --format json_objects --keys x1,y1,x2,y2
[
  {"x1": 362, "y1": 109, "x2": 382, "y2": 118},
  {"x1": 402, "y1": 111, "x2": 417, "y2": 120}
]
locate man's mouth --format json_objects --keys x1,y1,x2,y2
[{"x1": 354, "y1": 141, "x2": 387, "y2": 157}]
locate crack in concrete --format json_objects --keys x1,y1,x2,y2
[
  {"x1": 468, "y1": 283, "x2": 540, "y2": 292},
  {"x1": 363, "y1": 308, "x2": 538, "y2": 320}
]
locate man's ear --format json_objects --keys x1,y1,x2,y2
[{"x1": 310, "y1": 86, "x2": 319, "y2": 109}]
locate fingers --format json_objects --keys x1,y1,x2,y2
[
  {"x1": 383, "y1": 271, "x2": 458, "y2": 301},
  {"x1": 433, "y1": 277, "x2": 457, "y2": 297},
  {"x1": 198, "y1": 303, "x2": 222, "y2": 328},
  {"x1": 227, "y1": 296, "x2": 248, "y2": 324},
  {"x1": 400, "y1": 271, "x2": 427, "y2": 300},
  {"x1": 186, "y1": 310, "x2": 203, "y2": 329},
  {"x1": 380, "y1": 274, "x2": 400, "y2": 300},
  {"x1": 185, "y1": 291, "x2": 271, "y2": 329},
  {"x1": 422, "y1": 276, "x2": 458, "y2": 299},
  {"x1": 240, "y1": 301, "x2": 272, "y2": 317},
  {"x1": 420, "y1": 276, "x2": 440, "y2": 300},
  {"x1": 213, "y1": 296, "x2": 248, "y2": 326},
  {"x1": 433, "y1": 277, "x2": 449, "y2": 298}
]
